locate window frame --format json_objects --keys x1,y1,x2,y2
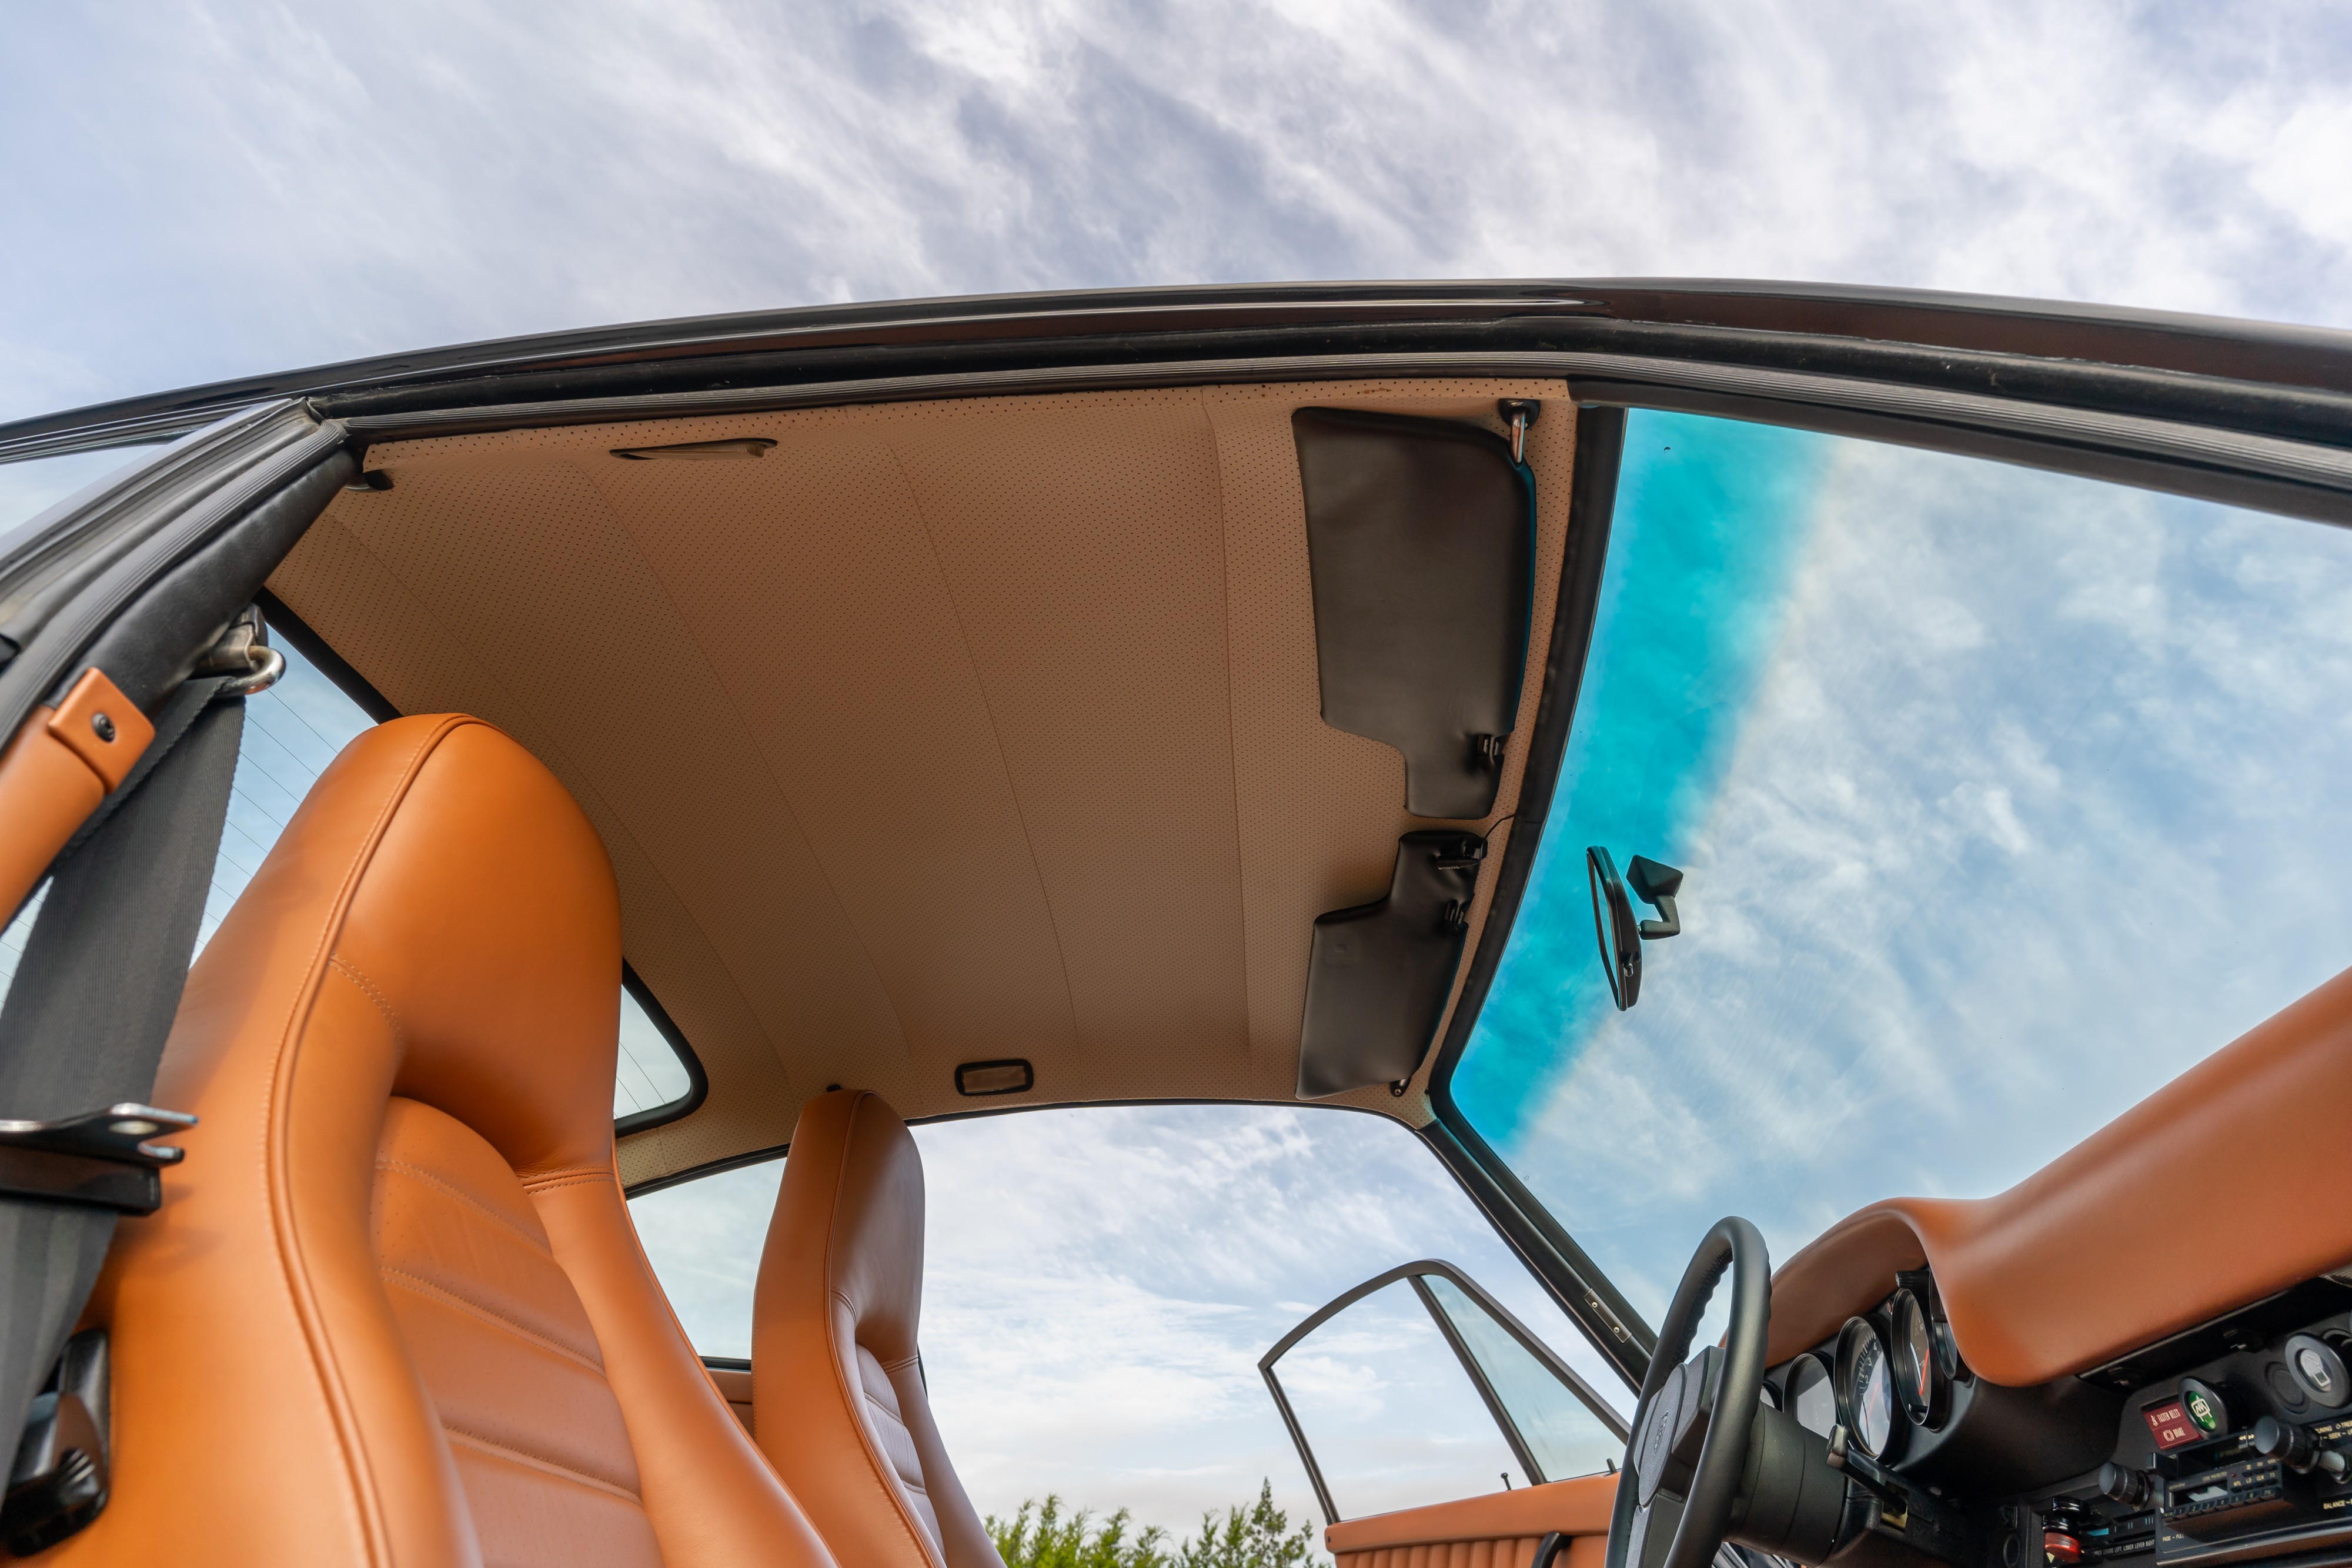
[
  {"x1": 1259, "y1": 1256, "x2": 1631, "y2": 1525},
  {"x1": 616, "y1": 961, "x2": 708, "y2": 1134}
]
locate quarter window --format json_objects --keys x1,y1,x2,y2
[{"x1": 0, "y1": 630, "x2": 701, "y2": 1128}]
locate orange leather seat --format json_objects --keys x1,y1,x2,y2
[
  {"x1": 753, "y1": 1091, "x2": 1006, "y2": 1568},
  {"x1": 55, "y1": 715, "x2": 837, "y2": 1568}
]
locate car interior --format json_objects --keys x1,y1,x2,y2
[{"x1": 0, "y1": 280, "x2": 2347, "y2": 1568}]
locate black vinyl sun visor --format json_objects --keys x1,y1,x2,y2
[{"x1": 1293, "y1": 407, "x2": 1535, "y2": 821}]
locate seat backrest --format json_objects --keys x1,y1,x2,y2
[
  {"x1": 753, "y1": 1091, "x2": 1006, "y2": 1568},
  {"x1": 55, "y1": 715, "x2": 837, "y2": 1568}
]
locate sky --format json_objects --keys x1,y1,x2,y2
[
  {"x1": 8, "y1": 2, "x2": 2352, "y2": 426},
  {"x1": 8, "y1": 0, "x2": 2352, "y2": 1547}
]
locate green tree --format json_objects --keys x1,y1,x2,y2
[
  {"x1": 989, "y1": 1494, "x2": 1171, "y2": 1568},
  {"x1": 1174, "y1": 1482, "x2": 1319, "y2": 1568},
  {"x1": 988, "y1": 1482, "x2": 1321, "y2": 1568}
]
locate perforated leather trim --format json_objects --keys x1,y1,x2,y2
[{"x1": 268, "y1": 379, "x2": 1577, "y2": 1183}]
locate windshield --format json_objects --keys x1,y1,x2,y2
[{"x1": 1446, "y1": 409, "x2": 2352, "y2": 1329}]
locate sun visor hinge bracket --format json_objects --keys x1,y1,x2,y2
[{"x1": 1295, "y1": 831, "x2": 1486, "y2": 1099}]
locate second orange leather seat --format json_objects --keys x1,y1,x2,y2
[{"x1": 754, "y1": 1091, "x2": 1008, "y2": 1568}]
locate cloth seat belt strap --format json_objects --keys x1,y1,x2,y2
[{"x1": 0, "y1": 673, "x2": 246, "y2": 1452}]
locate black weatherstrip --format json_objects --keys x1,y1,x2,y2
[
  {"x1": 617, "y1": 962, "x2": 709, "y2": 1136},
  {"x1": 1414, "y1": 405, "x2": 1655, "y2": 1385}
]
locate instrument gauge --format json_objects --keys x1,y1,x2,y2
[
  {"x1": 1837, "y1": 1317, "x2": 1899, "y2": 1460},
  {"x1": 1789, "y1": 1353, "x2": 1835, "y2": 1437},
  {"x1": 1890, "y1": 1290, "x2": 1949, "y2": 1430}
]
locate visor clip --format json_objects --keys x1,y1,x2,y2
[{"x1": 1498, "y1": 399, "x2": 1541, "y2": 464}]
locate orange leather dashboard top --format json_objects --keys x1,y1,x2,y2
[
  {"x1": 1768, "y1": 962, "x2": 2352, "y2": 1387},
  {"x1": 1325, "y1": 1471, "x2": 1616, "y2": 1558}
]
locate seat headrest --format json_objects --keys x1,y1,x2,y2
[
  {"x1": 766, "y1": 1090, "x2": 924, "y2": 1353},
  {"x1": 235, "y1": 714, "x2": 622, "y2": 1174}
]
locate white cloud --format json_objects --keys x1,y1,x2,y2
[{"x1": 6, "y1": 3, "x2": 2352, "y2": 422}]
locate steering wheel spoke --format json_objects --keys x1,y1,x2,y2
[{"x1": 1604, "y1": 1219, "x2": 1772, "y2": 1568}]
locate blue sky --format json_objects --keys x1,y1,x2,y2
[{"x1": 8, "y1": 0, "x2": 2352, "y2": 1543}]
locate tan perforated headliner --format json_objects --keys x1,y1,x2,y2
[{"x1": 266, "y1": 379, "x2": 1576, "y2": 1185}]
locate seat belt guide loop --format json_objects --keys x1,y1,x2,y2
[{"x1": 0, "y1": 1104, "x2": 196, "y2": 1215}]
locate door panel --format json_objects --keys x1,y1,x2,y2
[{"x1": 1324, "y1": 1470, "x2": 1617, "y2": 1568}]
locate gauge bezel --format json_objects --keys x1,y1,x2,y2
[
  {"x1": 1787, "y1": 1352, "x2": 1836, "y2": 1437},
  {"x1": 1890, "y1": 1289, "x2": 1950, "y2": 1431},
  {"x1": 1836, "y1": 1315, "x2": 1902, "y2": 1461}
]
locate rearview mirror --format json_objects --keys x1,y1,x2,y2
[{"x1": 1586, "y1": 848, "x2": 1683, "y2": 1011}]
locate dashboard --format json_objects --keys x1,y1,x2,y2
[{"x1": 1764, "y1": 1270, "x2": 2352, "y2": 1568}]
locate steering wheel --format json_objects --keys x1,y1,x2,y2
[{"x1": 1604, "y1": 1217, "x2": 1772, "y2": 1568}]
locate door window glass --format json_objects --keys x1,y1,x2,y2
[
  {"x1": 1446, "y1": 409, "x2": 2352, "y2": 1328},
  {"x1": 1260, "y1": 1261, "x2": 1625, "y2": 1523},
  {"x1": 616, "y1": 986, "x2": 693, "y2": 1121},
  {"x1": 1419, "y1": 1273, "x2": 1621, "y2": 1485},
  {"x1": 0, "y1": 445, "x2": 160, "y2": 540},
  {"x1": 626, "y1": 1157, "x2": 786, "y2": 1358},
  {"x1": 1269, "y1": 1278, "x2": 1524, "y2": 1520}
]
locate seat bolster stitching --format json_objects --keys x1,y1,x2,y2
[
  {"x1": 328, "y1": 954, "x2": 402, "y2": 1036},
  {"x1": 521, "y1": 1170, "x2": 612, "y2": 1193},
  {"x1": 380, "y1": 1268, "x2": 606, "y2": 1374},
  {"x1": 881, "y1": 1350, "x2": 921, "y2": 1374},
  {"x1": 827, "y1": 1298, "x2": 940, "y2": 1568},
  {"x1": 440, "y1": 1427, "x2": 644, "y2": 1505},
  {"x1": 264, "y1": 714, "x2": 482, "y2": 1568},
  {"x1": 376, "y1": 1156, "x2": 554, "y2": 1254},
  {"x1": 522, "y1": 1164, "x2": 610, "y2": 1185}
]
